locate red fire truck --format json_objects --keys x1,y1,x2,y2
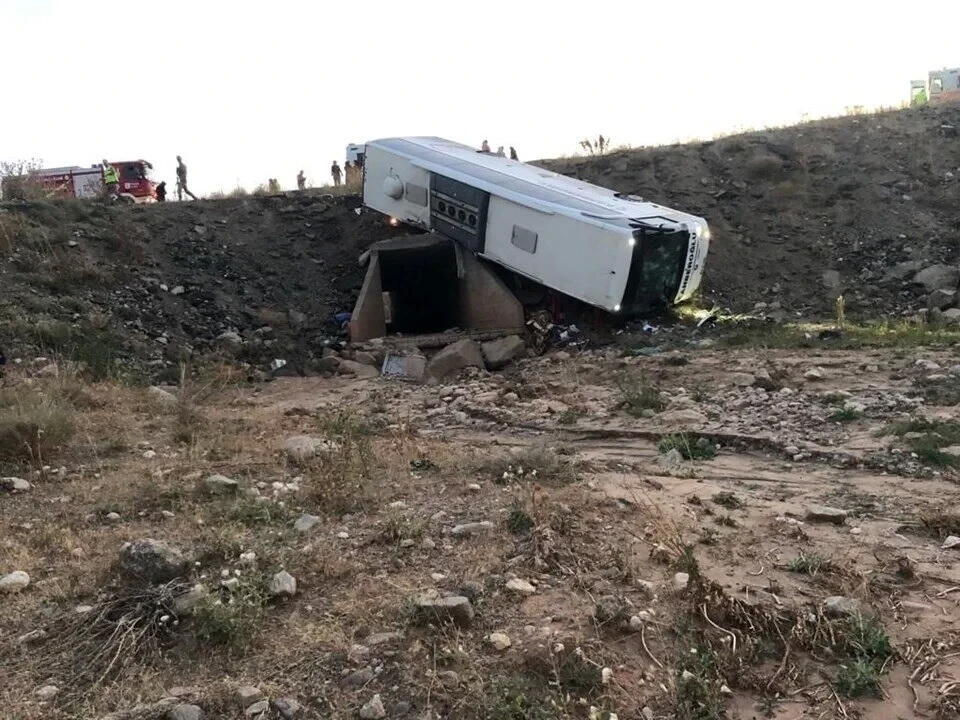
[{"x1": 1, "y1": 159, "x2": 157, "y2": 203}]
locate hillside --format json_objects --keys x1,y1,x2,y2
[
  {"x1": 541, "y1": 103, "x2": 960, "y2": 315},
  {"x1": 1, "y1": 104, "x2": 959, "y2": 378}
]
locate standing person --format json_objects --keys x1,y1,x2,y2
[
  {"x1": 509, "y1": 146, "x2": 518, "y2": 161},
  {"x1": 495, "y1": 146, "x2": 506, "y2": 157},
  {"x1": 330, "y1": 161, "x2": 342, "y2": 187},
  {"x1": 155, "y1": 180, "x2": 167, "y2": 202},
  {"x1": 175, "y1": 155, "x2": 198, "y2": 201},
  {"x1": 297, "y1": 170, "x2": 306, "y2": 191},
  {"x1": 480, "y1": 140, "x2": 491, "y2": 153},
  {"x1": 101, "y1": 159, "x2": 119, "y2": 199}
]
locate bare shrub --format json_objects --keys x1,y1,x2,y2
[
  {"x1": 306, "y1": 410, "x2": 376, "y2": 514},
  {"x1": 0, "y1": 386, "x2": 75, "y2": 464},
  {"x1": 0, "y1": 209, "x2": 28, "y2": 253}
]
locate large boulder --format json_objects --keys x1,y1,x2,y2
[
  {"x1": 118, "y1": 539, "x2": 189, "y2": 584},
  {"x1": 425, "y1": 339, "x2": 484, "y2": 382},
  {"x1": 481, "y1": 335, "x2": 526, "y2": 370},
  {"x1": 0, "y1": 570, "x2": 30, "y2": 593},
  {"x1": 943, "y1": 308, "x2": 960, "y2": 325},
  {"x1": 929, "y1": 288, "x2": 957, "y2": 310},
  {"x1": 414, "y1": 594, "x2": 474, "y2": 627},
  {"x1": 337, "y1": 359, "x2": 379, "y2": 379},
  {"x1": 913, "y1": 265, "x2": 959, "y2": 292},
  {"x1": 283, "y1": 435, "x2": 333, "y2": 463}
]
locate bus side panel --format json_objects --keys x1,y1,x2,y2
[
  {"x1": 362, "y1": 145, "x2": 432, "y2": 229},
  {"x1": 482, "y1": 196, "x2": 630, "y2": 311}
]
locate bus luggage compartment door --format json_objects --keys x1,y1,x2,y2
[{"x1": 430, "y1": 174, "x2": 489, "y2": 252}]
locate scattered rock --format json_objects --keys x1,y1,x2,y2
[
  {"x1": 673, "y1": 572, "x2": 689, "y2": 591},
  {"x1": 943, "y1": 308, "x2": 960, "y2": 325},
  {"x1": 167, "y1": 704, "x2": 204, "y2": 720},
  {"x1": 271, "y1": 698, "x2": 303, "y2": 719},
  {"x1": 244, "y1": 700, "x2": 269, "y2": 717},
  {"x1": 803, "y1": 367, "x2": 825, "y2": 381},
  {"x1": 414, "y1": 594, "x2": 474, "y2": 627},
  {"x1": 658, "y1": 448, "x2": 683, "y2": 470},
  {"x1": 0, "y1": 570, "x2": 30, "y2": 593},
  {"x1": 203, "y1": 474, "x2": 239, "y2": 495},
  {"x1": 283, "y1": 435, "x2": 330, "y2": 463},
  {"x1": 344, "y1": 667, "x2": 375, "y2": 688},
  {"x1": 118, "y1": 539, "x2": 189, "y2": 584},
  {"x1": 0, "y1": 476, "x2": 30, "y2": 492},
  {"x1": 173, "y1": 584, "x2": 208, "y2": 614},
  {"x1": 913, "y1": 265, "x2": 960, "y2": 292},
  {"x1": 594, "y1": 595, "x2": 628, "y2": 623},
  {"x1": 823, "y1": 595, "x2": 862, "y2": 618},
  {"x1": 436, "y1": 670, "x2": 460, "y2": 689},
  {"x1": 424, "y1": 339, "x2": 484, "y2": 382},
  {"x1": 269, "y1": 570, "x2": 297, "y2": 597},
  {"x1": 215, "y1": 331, "x2": 243, "y2": 352},
  {"x1": 480, "y1": 335, "x2": 526, "y2": 370},
  {"x1": 488, "y1": 632, "x2": 512, "y2": 650},
  {"x1": 148, "y1": 386, "x2": 179, "y2": 408},
  {"x1": 367, "y1": 630, "x2": 403, "y2": 646},
  {"x1": 337, "y1": 359, "x2": 380, "y2": 379},
  {"x1": 658, "y1": 408, "x2": 707, "y2": 426},
  {"x1": 450, "y1": 521, "x2": 493, "y2": 538},
  {"x1": 36, "y1": 685, "x2": 59, "y2": 700},
  {"x1": 929, "y1": 288, "x2": 957, "y2": 310},
  {"x1": 805, "y1": 505, "x2": 847, "y2": 525},
  {"x1": 505, "y1": 578, "x2": 536, "y2": 595},
  {"x1": 359, "y1": 694, "x2": 387, "y2": 720},
  {"x1": 236, "y1": 686, "x2": 264, "y2": 709},
  {"x1": 353, "y1": 351, "x2": 379, "y2": 367},
  {"x1": 294, "y1": 514, "x2": 320, "y2": 533},
  {"x1": 17, "y1": 628, "x2": 46, "y2": 644},
  {"x1": 942, "y1": 535, "x2": 960, "y2": 550}
]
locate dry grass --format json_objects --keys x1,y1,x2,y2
[{"x1": 0, "y1": 381, "x2": 75, "y2": 464}]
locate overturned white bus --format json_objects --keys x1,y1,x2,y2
[{"x1": 359, "y1": 137, "x2": 710, "y2": 315}]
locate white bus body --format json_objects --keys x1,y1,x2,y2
[{"x1": 361, "y1": 137, "x2": 710, "y2": 314}]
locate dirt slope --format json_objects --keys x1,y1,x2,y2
[
  {"x1": 1, "y1": 104, "x2": 959, "y2": 377},
  {"x1": 540, "y1": 103, "x2": 960, "y2": 314},
  {"x1": 0, "y1": 194, "x2": 402, "y2": 379}
]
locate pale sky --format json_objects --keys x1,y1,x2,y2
[{"x1": 2, "y1": 1, "x2": 957, "y2": 196}]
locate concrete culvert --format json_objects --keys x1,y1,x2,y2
[{"x1": 350, "y1": 234, "x2": 524, "y2": 342}]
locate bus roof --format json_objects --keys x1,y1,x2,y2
[{"x1": 367, "y1": 136, "x2": 704, "y2": 232}]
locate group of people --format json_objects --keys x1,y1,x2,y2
[
  {"x1": 479, "y1": 140, "x2": 519, "y2": 160},
  {"x1": 142, "y1": 154, "x2": 364, "y2": 201},
  {"x1": 329, "y1": 159, "x2": 363, "y2": 188}
]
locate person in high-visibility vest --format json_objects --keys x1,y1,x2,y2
[{"x1": 102, "y1": 159, "x2": 119, "y2": 199}]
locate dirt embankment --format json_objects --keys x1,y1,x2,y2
[
  {"x1": 0, "y1": 194, "x2": 402, "y2": 379},
  {"x1": 2, "y1": 104, "x2": 959, "y2": 378},
  {"x1": 540, "y1": 103, "x2": 960, "y2": 315}
]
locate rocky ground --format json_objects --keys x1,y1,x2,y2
[{"x1": 2, "y1": 332, "x2": 960, "y2": 719}]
